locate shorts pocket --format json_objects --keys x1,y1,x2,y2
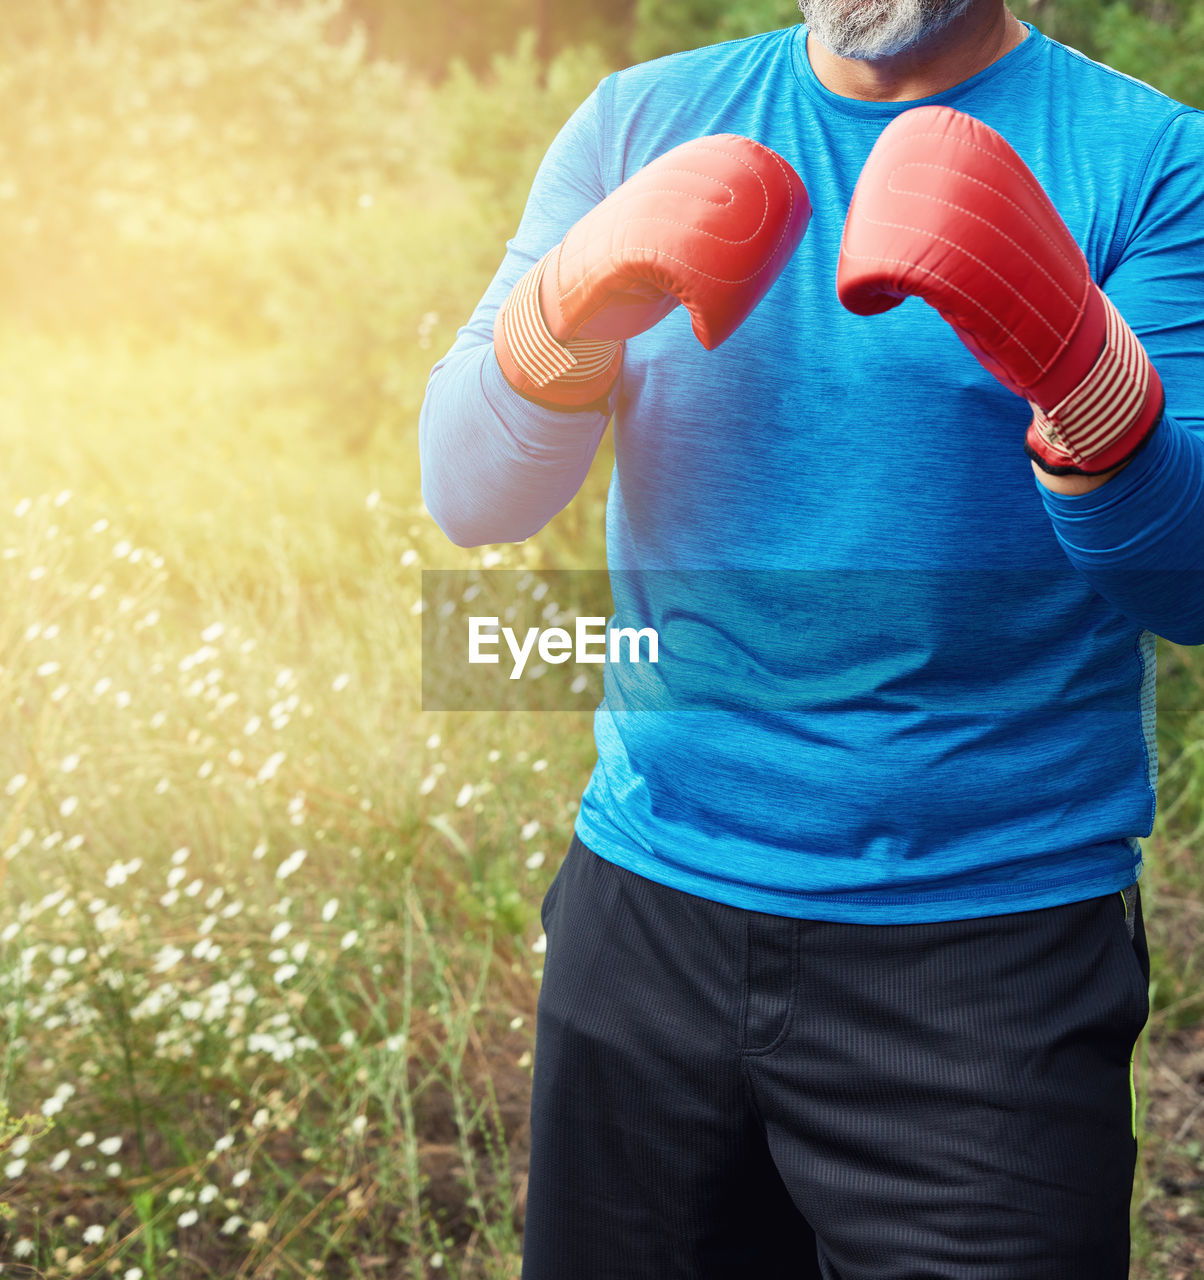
[
  {"x1": 1114, "y1": 880, "x2": 1151, "y2": 1031},
  {"x1": 1119, "y1": 882, "x2": 1137, "y2": 941},
  {"x1": 539, "y1": 836, "x2": 577, "y2": 933}
]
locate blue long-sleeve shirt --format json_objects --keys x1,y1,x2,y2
[{"x1": 419, "y1": 22, "x2": 1204, "y2": 922}]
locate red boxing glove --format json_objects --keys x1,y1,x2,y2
[
  {"x1": 837, "y1": 106, "x2": 1163, "y2": 476},
  {"x1": 495, "y1": 134, "x2": 810, "y2": 410}
]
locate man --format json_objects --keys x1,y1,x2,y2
[{"x1": 419, "y1": 0, "x2": 1204, "y2": 1275}]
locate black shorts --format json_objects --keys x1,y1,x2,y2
[{"x1": 522, "y1": 834, "x2": 1150, "y2": 1280}]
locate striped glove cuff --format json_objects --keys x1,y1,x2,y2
[
  {"x1": 494, "y1": 250, "x2": 623, "y2": 410},
  {"x1": 1026, "y1": 291, "x2": 1164, "y2": 475}
]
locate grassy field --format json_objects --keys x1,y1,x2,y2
[
  {"x1": 0, "y1": 319, "x2": 611, "y2": 1277},
  {"x1": 0, "y1": 8, "x2": 1201, "y2": 1279},
  {"x1": 2, "y1": 337, "x2": 1201, "y2": 1280}
]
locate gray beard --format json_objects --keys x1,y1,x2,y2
[{"x1": 798, "y1": 0, "x2": 976, "y2": 60}]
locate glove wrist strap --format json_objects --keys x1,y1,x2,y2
[
  {"x1": 494, "y1": 251, "x2": 622, "y2": 409},
  {"x1": 1026, "y1": 291, "x2": 1163, "y2": 475}
]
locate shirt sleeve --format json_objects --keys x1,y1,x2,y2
[
  {"x1": 418, "y1": 79, "x2": 618, "y2": 548},
  {"x1": 1036, "y1": 107, "x2": 1204, "y2": 646}
]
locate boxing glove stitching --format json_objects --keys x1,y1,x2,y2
[
  {"x1": 618, "y1": 172, "x2": 738, "y2": 208},
  {"x1": 839, "y1": 247, "x2": 1049, "y2": 377},
  {"x1": 884, "y1": 165, "x2": 1081, "y2": 310},
  {"x1": 558, "y1": 145, "x2": 795, "y2": 313},
  {"x1": 848, "y1": 218, "x2": 1066, "y2": 342},
  {"x1": 882, "y1": 127, "x2": 1081, "y2": 275},
  {"x1": 562, "y1": 215, "x2": 794, "y2": 317}
]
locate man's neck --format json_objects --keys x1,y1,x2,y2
[{"x1": 806, "y1": 3, "x2": 1028, "y2": 102}]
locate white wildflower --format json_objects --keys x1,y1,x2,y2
[
  {"x1": 275, "y1": 849, "x2": 305, "y2": 880},
  {"x1": 105, "y1": 861, "x2": 132, "y2": 888},
  {"x1": 256, "y1": 751, "x2": 285, "y2": 784},
  {"x1": 152, "y1": 945, "x2": 185, "y2": 973}
]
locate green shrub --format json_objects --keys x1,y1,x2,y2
[
  {"x1": 0, "y1": 0, "x2": 416, "y2": 332},
  {"x1": 631, "y1": 0, "x2": 797, "y2": 62}
]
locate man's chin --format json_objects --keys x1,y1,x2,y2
[
  {"x1": 816, "y1": 32, "x2": 927, "y2": 60},
  {"x1": 800, "y1": 0, "x2": 972, "y2": 61}
]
